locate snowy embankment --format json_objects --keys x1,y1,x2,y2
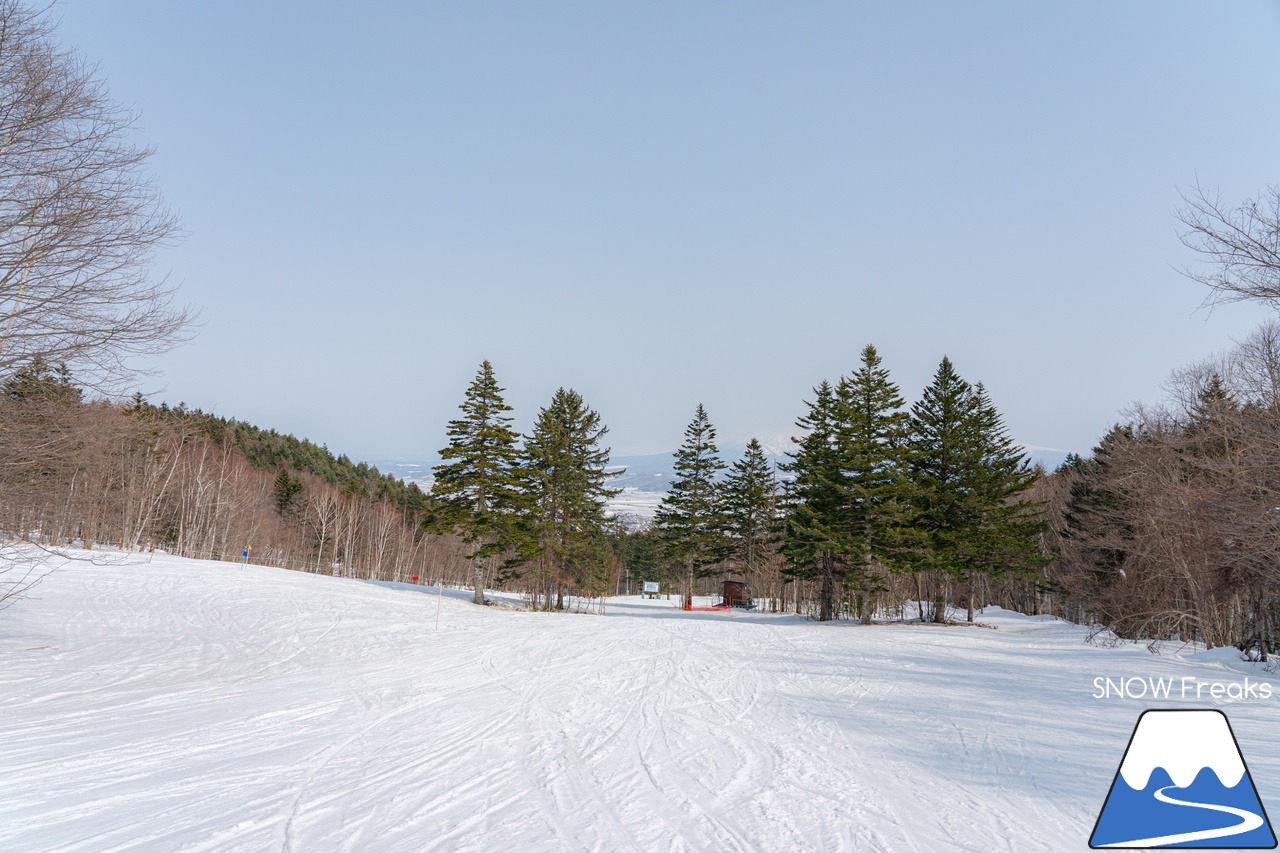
[{"x1": 2, "y1": 552, "x2": 1279, "y2": 852}]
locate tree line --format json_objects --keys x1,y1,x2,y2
[
  {"x1": 1038, "y1": 334, "x2": 1280, "y2": 657},
  {"x1": 0, "y1": 359, "x2": 481, "y2": 597},
  {"x1": 1033, "y1": 183, "x2": 1280, "y2": 657},
  {"x1": 424, "y1": 350, "x2": 1047, "y2": 623},
  {"x1": 0, "y1": 1, "x2": 192, "y2": 606},
  {"x1": 643, "y1": 346, "x2": 1045, "y2": 622}
]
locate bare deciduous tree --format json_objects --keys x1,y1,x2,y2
[
  {"x1": 1048, "y1": 333, "x2": 1280, "y2": 655},
  {"x1": 0, "y1": 1, "x2": 192, "y2": 387},
  {"x1": 0, "y1": 541, "x2": 50, "y2": 609},
  {"x1": 1177, "y1": 182, "x2": 1280, "y2": 311},
  {"x1": 0, "y1": 1, "x2": 196, "y2": 605},
  {"x1": 1164, "y1": 321, "x2": 1280, "y2": 415}
]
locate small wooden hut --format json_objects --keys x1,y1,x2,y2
[{"x1": 722, "y1": 580, "x2": 750, "y2": 608}]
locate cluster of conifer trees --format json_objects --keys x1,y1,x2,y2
[
  {"x1": 13, "y1": 341, "x2": 1278, "y2": 644},
  {"x1": 648, "y1": 345, "x2": 1045, "y2": 622},
  {"x1": 425, "y1": 361, "x2": 622, "y2": 610},
  {"x1": 428, "y1": 349, "x2": 1046, "y2": 622}
]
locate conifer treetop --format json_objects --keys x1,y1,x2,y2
[
  {"x1": 429, "y1": 360, "x2": 529, "y2": 554},
  {"x1": 524, "y1": 387, "x2": 621, "y2": 535},
  {"x1": 722, "y1": 437, "x2": 778, "y2": 569},
  {"x1": 655, "y1": 404, "x2": 728, "y2": 568},
  {"x1": 906, "y1": 357, "x2": 1044, "y2": 581}
]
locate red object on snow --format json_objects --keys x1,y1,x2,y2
[{"x1": 412, "y1": 576, "x2": 419, "y2": 582}]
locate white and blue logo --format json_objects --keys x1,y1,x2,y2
[{"x1": 1090, "y1": 709, "x2": 1276, "y2": 848}]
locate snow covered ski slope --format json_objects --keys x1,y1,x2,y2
[{"x1": 3, "y1": 552, "x2": 1279, "y2": 852}]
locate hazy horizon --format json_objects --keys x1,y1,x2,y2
[{"x1": 53, "y1": 1, "x2": 1280, "y2": 459}]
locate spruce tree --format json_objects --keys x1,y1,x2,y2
[
  {"x1": 721, "y1": 437, "x2": 777, "y2": 587},
  {"x1": 3, "y1": 356, "x2": 83, "y2": 405},
  {"x1": 1184, "y1": 373, "x2": 1239, "y2": 458},
  {"x1": 654, "y1": 404, "x2": 727, "y2": 608},
  {"x1": 780, "y1": 381, "x2": 847, "y2": 620},
  {"x1": 964, "y1": 382, "x2": 1046, "y2": 588},
  {"x1": 780, "y1": 347, "x2": 913, "y2": 622},
  {"x1": 1059, "y1": 426, "x2": 1133, "y2": 594},
  {"x1": 273, "y1": 468, "x2": 303, "y2": 518},
  {"x1": 523, "y1": 387, "x2": 620, "y2": 609},
  {"x1": 905, "y1": 358, "x2": 1044, "y2": 621},
  {"x1": 832, "y1": 344, "x2": 913, "y2": 623},
  {"x1": 427, "y1": 361, "x2": 531, "y2": 605}
]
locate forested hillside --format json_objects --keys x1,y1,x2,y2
[
  {"x1": 0, "y1": 361, "x2": 470, "y2": 586},
  {"x1": 153, "y1": 400, "x2": 430, "y2": 513}
]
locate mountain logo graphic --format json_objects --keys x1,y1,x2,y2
[{"x1": 1090, "y1": 709, "x2": 1277, "y2": 848}]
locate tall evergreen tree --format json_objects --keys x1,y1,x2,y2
[
  {"x1": 1058, "y1": 425, "x2": 1134, "y2": 593},
  {"x1": 964, "y1": 382, "x2": 1047, "y2": 584},
  {"x1": 780, "y1": 381, "x2": 847, "y2": 620},
  {"x1": 721, "y1": 437, "x2": 778, "y2": 585},
  {"x1": 654, "y1": 404, "x2": 727, "y2": 608},
  {"x1": 832, "y1": 344, "x2": 913, "y2": 623},
  {"x1": 427, "y1": 361, "x2": 531, "y2": 604},
  {"x1": 273, "y1": 468, "x2": 304, "y2": 518},
  {"x1": 905, "y1": 357, "x2": 1044, "y2": 621},
  {"x1": 523, "y1": 387, "x2": 620, "y2": 608},
  {"x1": 1184, "y1": 373, "x2": 1240, "y2": 459},
  {"x1": 781, "y1": 346, "x2": 913, "y2": 622}
]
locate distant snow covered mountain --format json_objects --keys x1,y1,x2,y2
[
  {"x1": 1022, "y1": 445, "x2": 1072, "y2": 473},
  {"x1": 606, "y1": 440, "x2": 793, "y2": 492},
  {"x1": 366, "y1": 459, "x2": 434, "y2": 489},
  {"x1": 367, "y1": 456, "x2": 665, "y2": 528},
  {"x1": 606, "y1": 443, "x2": 1071, "y2": 493}
]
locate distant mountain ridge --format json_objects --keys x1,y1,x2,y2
[
  {"x1": 367, "y1": 459, "x2": 434, "y2": 489},
  {"x1": 605, "y1": 443, "x2": 1070, "y2": 492},
  {"x1": 371, "y1": 444, "x2": 1072, "y2": 501}
]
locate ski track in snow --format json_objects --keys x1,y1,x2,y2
[{"x1": 2, "y1": 553, "x2": 1279, "y2": 852}]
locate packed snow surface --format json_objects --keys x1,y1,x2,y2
[{"x1": 4, "y1": 552, "x2": 1280, "y2": 852}]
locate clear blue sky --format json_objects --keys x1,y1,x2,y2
[{"x1": 54, "y1": 0, "x2": 1280, "y2": 459}]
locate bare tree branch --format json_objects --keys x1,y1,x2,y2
[
  {"x1": 0, "y1": 1, "x2": 193, "y2": 390},
  {"x1": 1176, "y1": 180, "x2": 1280, "y2": 311},
  {"x1": 0, "y1": 540, "x2": 51, "y2": 610}
]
